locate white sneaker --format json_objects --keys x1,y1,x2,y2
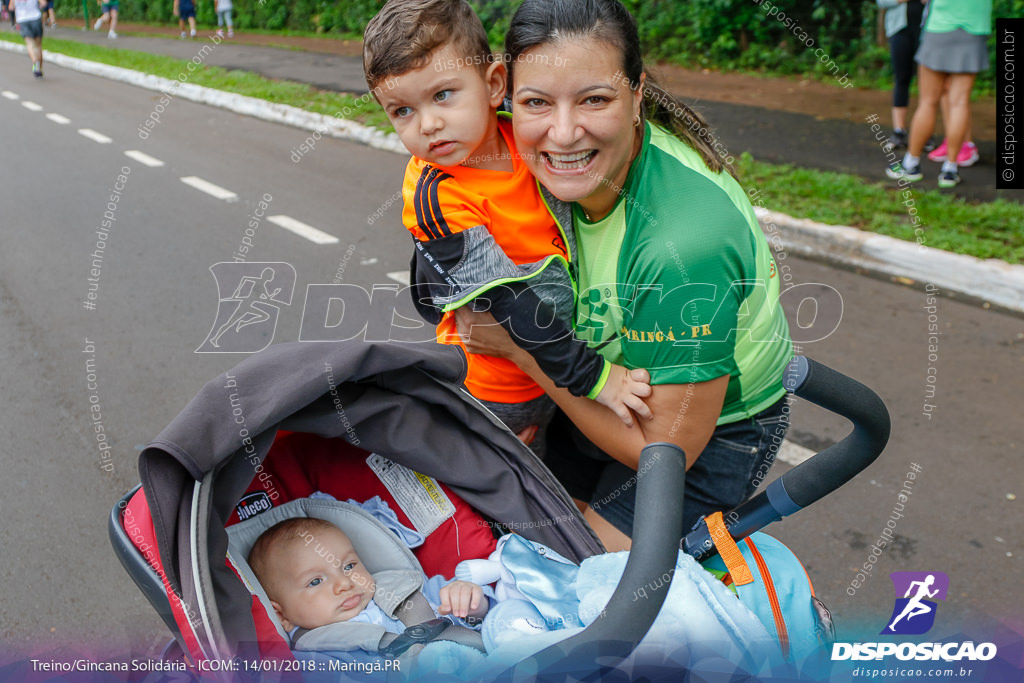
[
  {"x1": 180, "y1": 31, "x2": 187, "y2": 39},
  {"x1": 190, "y1": 29, "x2": 197, "y2": 37},
  {"x1": 107, "y1": 30, "x2": 118, "y2": 38},
  {"x1": 215, "y1": 28, "x2": 224, "y2": 37},
  {"x1": 227, "y1": 28, "x2": 233, "y2": 37},
  {"x1": 93, "y1": 18, "x2": 103, "y2": 30}
]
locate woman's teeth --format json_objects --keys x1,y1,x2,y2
[{"x1": 546, "y1": 151, "x2": 595, "y2": 170}]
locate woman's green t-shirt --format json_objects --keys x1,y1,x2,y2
[{"x1": 572, "y1": 122, "x2": 793, "y2": 425}]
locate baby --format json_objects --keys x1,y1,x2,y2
[{"x1": 248, "y1": 517, "x2": 488, "y2": 633}]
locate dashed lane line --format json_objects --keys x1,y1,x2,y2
[
  {"x1": 386, "y1": 271, "x2": 411, "y2": 285},
  {"x1": 180, "y1": 176, "x2": 238, "y2": 202},
  {"x1": 124, "y1": 150, "x2": 165, "y2": 168},
  {"x1": 778, "y1": 440, "x2": 815, "y2": 467},
  {"x1": 266, "y1": 215, "x2": 339, "y2": 245},
  {"x1": 78, "y1": 128, "x2": 112, "y2": 144},
  {"x1": 11, "y1": 91, "x2": 339, "y2": 252}
]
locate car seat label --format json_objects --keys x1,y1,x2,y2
[{"x1": 366, "y1": 454, "x2": 455, "y2": 534}]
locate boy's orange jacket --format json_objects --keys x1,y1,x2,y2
[{"x1": 401, "y1": 117, "x2": 608, "y2": 404}]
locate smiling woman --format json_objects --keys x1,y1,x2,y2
[{"x1": 454, "y1": 0, "x2": 796, "y2": 551}]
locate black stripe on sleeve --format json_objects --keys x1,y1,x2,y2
[
  {"x1": 414, "y1": 166, "x2": 440, "y2": 240},
  {"x1": 428, "y1": 171, "x2": 455, "y2": 237}
]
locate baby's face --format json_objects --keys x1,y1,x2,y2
[{"x1": 266, "y1": 525, "x2": 375, "y2": 631}]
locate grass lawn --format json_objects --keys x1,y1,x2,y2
[
  {"x1": 5, "y1": 33, "x2": 1020, "y2": 264},
  {"x1": 735, "y1": 154, "x2": 1023, "y2": 264}
]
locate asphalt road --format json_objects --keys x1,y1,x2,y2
[{"x1": 0, "y1": 50, "x2": 1021, "y2": 663}]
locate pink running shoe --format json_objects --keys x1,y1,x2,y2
[
  {"x1": 928, "y1": 140, "x2": 980, "y2": 166},
  {"x1": 927, "y1": 139, "x2": 948, "y2": 162},
  {"x1": 957, "y1": 142, "x2": 980, "y2": 167}
]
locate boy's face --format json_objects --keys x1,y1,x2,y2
[
  {"x1": 265, "y1": 525, "x2": 375, "y2": 631},
  {"x1": 377, "y1": 43, "x2": 506, "y2": 168}
]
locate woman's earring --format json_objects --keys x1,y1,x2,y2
[{"x1": 634, "y1": 114, "x2": 642, "y2": 127}]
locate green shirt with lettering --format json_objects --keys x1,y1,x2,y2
[{"x1": 573, "y1": 122, "x2": 792, "y2": 425}]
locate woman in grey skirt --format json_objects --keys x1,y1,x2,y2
[{"x1": 886, "y1": 0, "x2": 991, "y2": 188}]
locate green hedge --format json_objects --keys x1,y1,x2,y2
[{"x1": 59, "y1": 0, "x2": 1018, "y2": 88}]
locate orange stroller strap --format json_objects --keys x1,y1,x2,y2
[{"x1": 704, "y1": 511, "x2": 754, "y2": 586}]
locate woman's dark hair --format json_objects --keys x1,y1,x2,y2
[{"x1": 505, "y1": 0, "x2": 731, "y2": 176}]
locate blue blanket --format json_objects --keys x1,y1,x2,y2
[{"x1": 409, "y1": 547, "x2": 784, "y2": 680}]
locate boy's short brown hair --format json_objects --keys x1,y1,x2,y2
[{"x1": 363, "y1": 0, "x2": 492, "y2": 92}]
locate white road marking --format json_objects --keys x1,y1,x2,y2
[
  {"x1": 2, "y1": 90, "x2": 20, "y2": 100},
  {"x1": 46, "y1": 113, "x2": 70, "y2": 124},
  {"x1": 124, "y1": 150, "x2": 165, "y2": 167},
  {"x1": 21, "y1": 101, "x2": 43, "y2": 111},
  {"x1": 386, "y1": 271, "x2": 411, "y2": 285},
  {"x1": 267, "y1": 215, "x2": 339, "y2": 245},
  {"x1": 778, "y1": 440, "x2": 815, "y2": 467},
  {"x1": 78, "y1": 128, "x2": 112, "y2": 144},
  {"x1": 180, "y1": 176, "x2": 238, "y2": 202}
]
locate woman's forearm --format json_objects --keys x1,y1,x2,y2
[
  {"x1": 512, "y1": 348, "x2": 726, "y2": 470},
  {"x1": 516, "y1": 352, "x2": 648, "y2": 467}
]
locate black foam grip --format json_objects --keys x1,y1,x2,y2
[
  {"x1": 506, "y1": 443, "x2": 687, "y2": 681},
  {"x1": 782, "y1": 357, "x2": 891, "y2": 508}
]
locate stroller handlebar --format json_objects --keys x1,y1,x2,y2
[
  {"x1": 684, "y1": 356, "x2": 891, "y2": 561},
  {"x1": 505, "y1": 442, "x2": 687, "y2": 680},
  {"x1": 778, "y1": 356, "x2": 891, "y2": 507}
]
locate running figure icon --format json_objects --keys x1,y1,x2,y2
[
  {"x1": 210, "y1": 268, "x2": 281, "y2": 348},
  {"x1": 196, "y1": 262, "x2": 296, "y2": 354},
  {"x1": 888, "y1": 574, "x2": 939, "y2": 631}
]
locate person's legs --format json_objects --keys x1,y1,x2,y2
[
  {"x1": 935, "y1": 72, "x2": 977, "y2": 187},
  {"x1": 109, "y1": 8, "x2": 117, "y2": 33},
  {"x1": 571, "y1": 397, "x2": 790, "y2": 549},
  {"x1": 23, "y1": 35, "x2": 39, "y2": 65},
  {"x1": 958, "y1": 112, "x2": 978, "y2": 165},
  {"x1": 676, "y1": 398, "x2": 789, "y2": 531},
  {"x1": 584, "y1": 506, "x2": 631, "y2": 551},
  {"x1": 889, "y1": 27, "x2": 916, "y2": 142},
  {"x1": 943, "y1": 73, "x2": 977, "y2": 164},
  {"x1": 908, "y1": 65, "x2": 946, "y2": 158}
]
